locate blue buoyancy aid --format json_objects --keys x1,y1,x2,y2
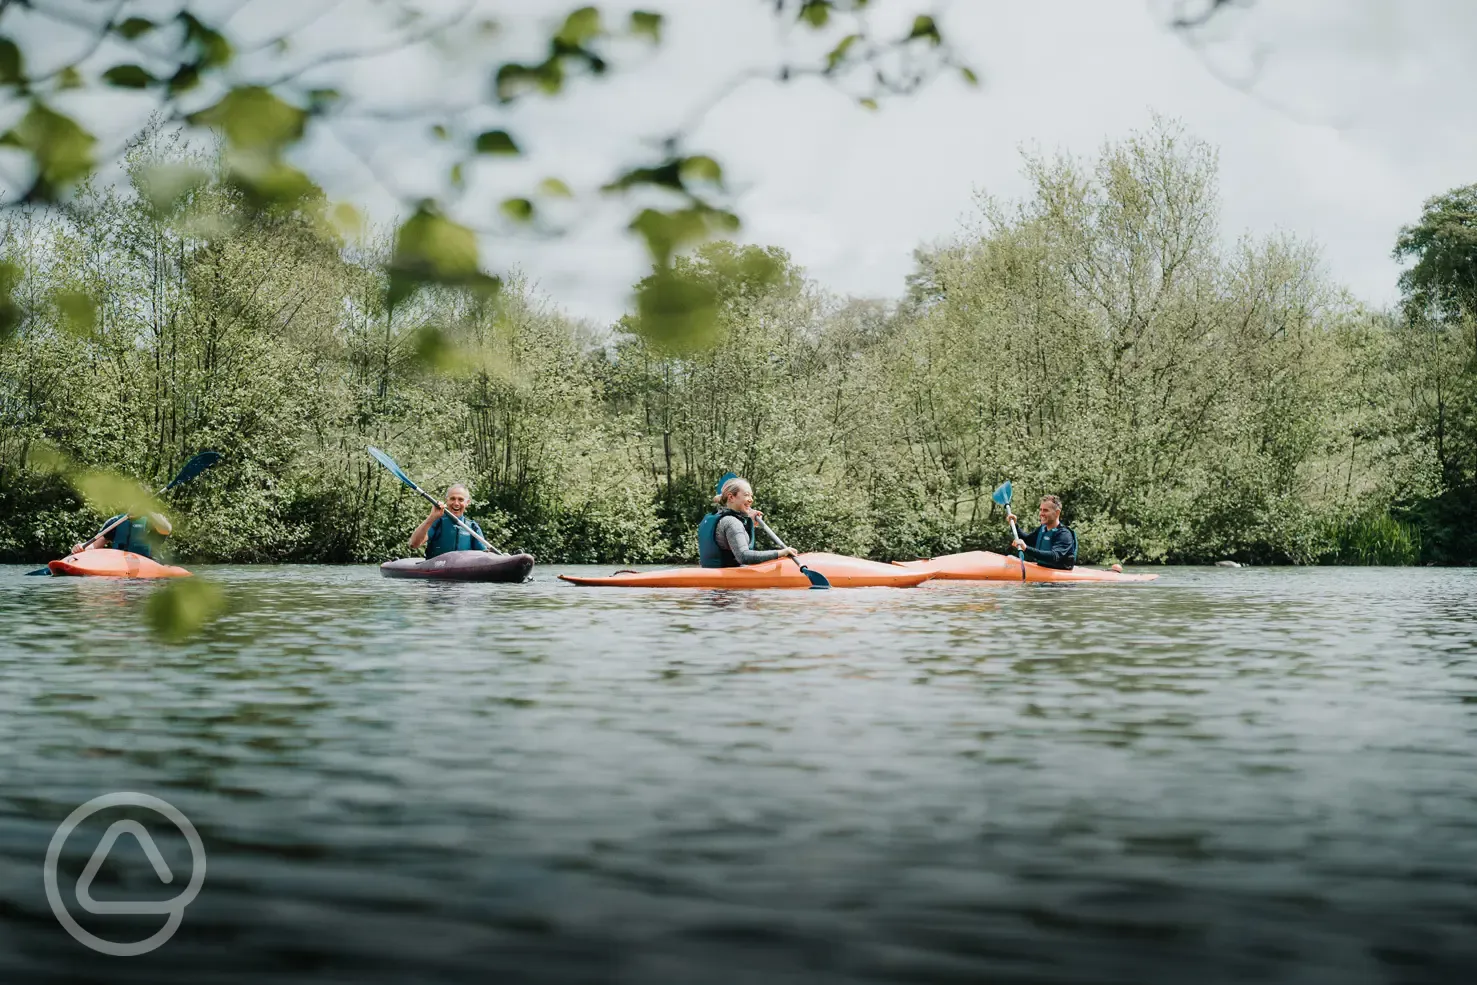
[
  {"x1": 1026, "y1": 523, "x2": 1078, "y2": 568},
  {"x1": 425, "y1": 512, "x2": 483, "y2": 558},
  {"x1": 697, "y1": 509, "x2": 755, "y2": 568},
  {"x1": 104, "y1": 514, "x2": 166, "y2": 559}
]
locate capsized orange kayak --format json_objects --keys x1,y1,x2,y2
[
  {"x1": 560, "y1": 552, "x2": 931, "y2": 589},
  {"x1": 894, "y1": 551, "x2": 1157, "y2": 583},
  {"x1": 47, "y1": 548, "x2": 192, "y2": 579}
]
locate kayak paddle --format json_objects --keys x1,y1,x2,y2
[
  {"x1": 25, "y1": 450, "x2": 222, "y2": 575},
  {"x1": 752, "y1": 514, "x2": 830, "y2": 589},
  {"x1": 991, "y1": 479, "x2": 1027, "y2": 582},
  {"x1": 366, "y1": 445, "x2": 505, "y2": 555}
]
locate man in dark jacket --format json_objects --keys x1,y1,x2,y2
[{"x1": 1005, "y1": 494, "x2": 1077, "y2": 569}]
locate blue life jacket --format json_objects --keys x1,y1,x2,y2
[
  {"x1": 1028, "y1": 524, "x2": 1077, "y2": 567},
  {"x1": 105, "y1": 514, "x2": 164, "y2": 559},
  {"x1": 697, "y1": 509, "x2": 755, "y2": 568},
  {"x1": 425, "y1": 513, "x2": 483, "y2": 558}
]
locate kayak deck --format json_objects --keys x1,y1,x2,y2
[
  {"x1": 560, "y1": 552, "x2": 930, "y2": 589},
  {"x1": 380, "y1": 550, "x2": 534, "y2": 583},
  {"x1": 894, "y1": 551, "x2": 1158, "y2": 583},
  {"x1": 47, "y1": 548, "x2": 192, "y2": 579}
]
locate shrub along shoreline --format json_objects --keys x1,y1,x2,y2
[{"x1": 1, "y1": 120, "x2": 1471, "y2": 566}]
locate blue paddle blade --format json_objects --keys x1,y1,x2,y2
[
  {"x1": 715, "y1": 471, "x2": 738, "y2": 495},
  {"x1": 163, "y1": 450, "x2": 221, "y2": 490},
  {"x1": 367, "y1": 446, "x2": 417, "y2": 489},
  {"x1": 798, "y1": 562, "x2": 830, "y2": 589},
  {"x1": 991, "y1": 480, "x2": 1013, "y2": 507}
]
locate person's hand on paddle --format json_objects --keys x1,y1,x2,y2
[
  {"x1": 1011, "y1": 536, "x2": 1027, "y2": 552},
  {"x1": 428, "y1": 502, "x2": 445, "y2": 523},
  {"x1": 778, "y1": 546, "x2": 798, "y2": 558}
]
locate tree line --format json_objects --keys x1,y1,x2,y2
[{"x1": 1, "y1": 119, "x2": 1472, "y2": 566}]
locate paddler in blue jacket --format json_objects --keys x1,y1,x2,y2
[
  {"x1": 409, "y1": 483, "x2": 487, "y2": 558},
  {"x1": 71, "y1": 512, "x2": 173, "y2": 559},
  {"x1": 697, "y1": 474, "x2": 798, "y2": 568},
  {"x1": 1005, "y1": 493, "x2": 1077, "y2": 570}
]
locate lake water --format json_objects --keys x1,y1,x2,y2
[{"x1": 1, "y1": 564, "x2": 1475, "y2": 984}]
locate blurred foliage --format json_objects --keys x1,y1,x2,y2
[
  {"x1": 145, "y1": 577, "x2": 225, "y2": 643},
  {"x1": 0, "y1": 0, "x2": 973, "y2": 350},
  {"x1": 0, "y1": 117, "x2": 1471, "y2": 567}
]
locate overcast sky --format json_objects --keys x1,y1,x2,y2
[{"x1": 15, "y1": 0, "x2": 1477, "y2": 325}]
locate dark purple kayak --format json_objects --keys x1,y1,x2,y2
[{"x1": 379, "y1": 550, "x2": 534, "y2": 583}]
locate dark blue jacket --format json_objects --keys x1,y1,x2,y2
[{"x1": 1017, "y1": 524, "x2": 1076, "y2": 569}]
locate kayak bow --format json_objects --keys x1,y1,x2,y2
[
  {"x1": 894, "y1": 551, "x2": 1157, "y2": 583},
  {"x1": 47, "y1": 548, "x2": 192, "y2": 579}
]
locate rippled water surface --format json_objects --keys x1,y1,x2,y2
[{"x1": 2, "y1": 564, "x2": 1475, "y2": 984}]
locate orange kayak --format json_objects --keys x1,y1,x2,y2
[
  {"x1": 48, "y1": 548, "x2": 192, "y2": 579},
  {"x1": 560, "y1": 552, "x2": 931, "y2": 589},
  {"x1": 894, "y1": 551, "x2": 1158, "y2": 583}
]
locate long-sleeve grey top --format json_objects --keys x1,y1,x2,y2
[{"x1": 717, "y1": 514, "x2": 784, "y2": 565}]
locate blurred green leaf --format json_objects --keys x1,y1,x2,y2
[
  {"x1": 58, "y1": 66, "x2": 83, "y2": 90},
  {"x1": 825, "y1": 33, "x2": 859, "y2": 73},
  {"x1": 115, "y1": 17, "x2": 156, "y2": 40},
  {"x1": 630, "y1": 11, "x2": 663, "y2": 41},
  {"x1": 629, "y1": 206, "x2": 738, "y2": 266},
  {"x1": 27, "y1": 441, "x2": 69, "y2": 474},
  {"x1": 55, "y1": 290, "x2": 97, "y2": 338},
  {"x1": 138, "y1": 162, "x2": 208, "y2": 217},
  {"x1": 474, "y1": 129, "x2": 519, "y2": 154},
  {"x1": 0, "y1": 37, "x2": 22, "y2": 85},
  {"x1": 219, "y1": 152, "x2": 315, "y2": 209},
  {"x1": 679, "y1": 155, "x2": 722, "y2": 185},
  {"x1": 907, "y1": 14, "x2": 941, "y2": 46},
  {"x1": 800, "y1": 1, "x2": 831, "y2": 28},
  {"x1": 556, "y1": 7, "x2": 603, "y2": 47},
  {"x1": 449, "y1": 161, "x2": 465, "y2": 189},
  {"x1": 306, "y1": 88, "x2": 340, "y2": 112},
  {"x1": 495, "y1": 61, "x2": 567, "y2": 102},
  {"x1": 388, "y1": 208, "x2": 497, "y2": 306},
  {"x1": 431, "y1": 123, "x2": 450, "y2": 140},
  {"x1": 146, "y1": 578, "x2": 225, "y2": 644},
  {"x1": 76, "y1": 469, "x2": 160, "y2": 516},
  {"x1": 602, "y1": 159, "x2": 683, "y2": 194},
  {"x1": 412, "y1": 324, "x2": 457, "y2": 372},
  {"x1": 178, "y1": 12, "x2": 233, "y2": 69},
  {"x1": 102, "y1": 64, "x2": 155, "y2": 88},
  {"x1": 501, "y1": 197, "x2": 535, "y2": 222},
  {"x1": 189, "y1": 86, "x2": 306, "y2": 152},
  {"x1": 960, "y1": 65, "x2": 979, "y2": 86},
  {"x1": 859, "y1": 97, "x2": 878, "y2": 111},
  {"x1": 330, "y1": 202, "x2": 363, "y2": 238},
  {"x1": 633, "y1": 269, "x2": 720, "y2": 353},
  {"x1": 167, "y1": 63, "x2": 201, "y2": 95},
  {"x1": 0, "y1": 261, "x2": 22, "y2": 342},
  {"x1": 0, "y1": 102, "x2": 97, "y2": 200},
  {"x1": 539, "y1": 177, "x2": 573, "y2": 197}
]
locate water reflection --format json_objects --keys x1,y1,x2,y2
[{"x1": 1, "y1": 564, "x2": 1475, "y2": 983}]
